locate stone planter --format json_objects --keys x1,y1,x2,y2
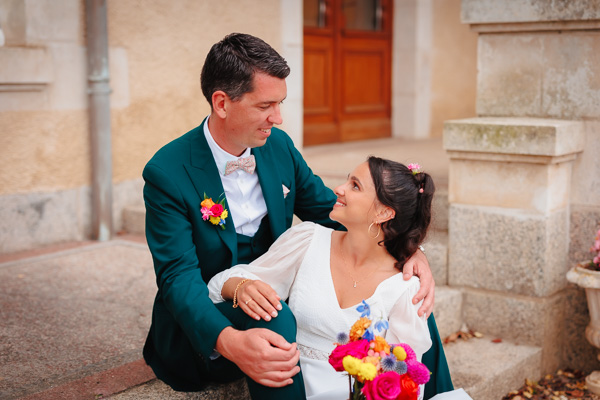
[{"x1": 566, "y1": 263, "x2": 600, "y2": 394}]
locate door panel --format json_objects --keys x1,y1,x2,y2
[
  {"x1": 304, "y1": 36, "x2": 335, "y2": 120},
  {"x1": 303, "y1": 34, "x2": 338, "y2": 145}
]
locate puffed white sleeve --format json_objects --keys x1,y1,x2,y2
[
  {"x1": 207, "y1": 221, "x2": 317, "y2": 303},
  {"x1": 384, "y1": 276, "x2": 432, "y2": 361}
]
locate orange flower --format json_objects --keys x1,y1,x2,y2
[
  {"x1": 201, "y1": 198, "x2": 215, "y2": 208},
  {"x1": 372, "y1": 336, "x2": 390, "y2": 354},
  {"x1": 350, "y1": 317, "x2": 371, "y2": 342}
]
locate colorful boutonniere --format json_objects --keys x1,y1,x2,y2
[{"x1": 201, "y1": 193, "x2": 228, "y2": 230}]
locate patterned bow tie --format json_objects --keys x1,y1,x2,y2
[{"x1": 224, "y1": 155, "x2": 256, "y2": 176}]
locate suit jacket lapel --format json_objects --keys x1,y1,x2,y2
[
  {"x1": 253, "y1": 145, "x2": 287, "y2": 239},
  {"x1": 184, "y1": 120, "x2": 238, "y2": 263}
]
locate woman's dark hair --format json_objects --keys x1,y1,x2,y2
[
  {"x1": 200, "y1": 33, "x2": 290, "y2": 108},
  {"x1": 367, "y1": 156, "x2": 435, "y2": 271}
]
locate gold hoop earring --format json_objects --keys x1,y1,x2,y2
[{"x1": 368, "y1": 222, "x2": 381, "y2": 239}]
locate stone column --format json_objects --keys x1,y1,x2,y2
[
  {"x1": 445, "y1": 0, "x2": 600, "y2": 373},
  {"x1": 444, "y1": 117, "x2": 583, "y2": 372}
]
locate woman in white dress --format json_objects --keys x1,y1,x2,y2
[{"x1": 208, "y1": 157, "x2": 448, "y2": 399}]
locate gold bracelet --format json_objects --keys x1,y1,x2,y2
[{"x1": 232, "y1": 279, "x2": 250, "y2": 308}]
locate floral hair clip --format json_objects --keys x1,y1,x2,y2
[
  {"x1": 408, "y1": 163, "x2": 425, "y2": 194},
  {"x1": 201, "y1": 193, "x2": 228, "y2": 230},
  {"x1": 407, "y1": 163, "x2": 422, "y2": 175}
]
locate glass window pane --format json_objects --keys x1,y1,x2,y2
[
  {"x1": 342, "y1": 0, "x2": 382, "y2": 31},
  {"x1": 304, "y1": 0, "x2": 327, "y2": 28}
]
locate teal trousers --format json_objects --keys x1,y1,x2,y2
[{"x1": 200, "y1": 301, "x2": 306, "y2": 400}]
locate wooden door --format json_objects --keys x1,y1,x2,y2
[{"x1": 303, "y1": 0, "x2": 393, "y2": 146}]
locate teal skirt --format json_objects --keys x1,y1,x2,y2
[{"x1": 422, "y1": 313, "x2": 454, "y2": 399}]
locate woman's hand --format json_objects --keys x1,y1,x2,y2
[{"x1": 237, "y1": 279, "x2": 283, "y2": 321}]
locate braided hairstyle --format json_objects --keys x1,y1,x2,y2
[{"x1": 367, "y1": 156, "x2": 435, "y2": 271}]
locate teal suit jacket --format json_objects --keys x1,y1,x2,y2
[{"x1": 142, "y1": 120, "x2": 338, "y2": 390}]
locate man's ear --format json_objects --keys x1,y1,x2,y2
[{"x1": 212, "y1": 91, "x2": 228, "y2": 119}]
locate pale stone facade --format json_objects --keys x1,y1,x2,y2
[
  {"x1": 445, "y1": 0, "x2": 600, "y2": 373},
  {"x1": 0, "y1": 0, "x2": 294, "y2": 252},
  {"x1": 0, "y1": 0, "x2": 475, "y2": 253}
]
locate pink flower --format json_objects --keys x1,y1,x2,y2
[
  {"x1": 201, "y1": 206, "x2": 213, "y2": 221},
  {"x1": 362, "y1": 371, "x2": 401, "y2": 400},
  {"x1": 394, "y1": 343, "x2": 416, "y2": 362},
  {"x1": 328, "y1": 339, "x2": 370, "y2": 372},
  {"x1": 210, "y1": 204, "x2": 224, "y2": 217},
  {"x1": 407, "y1": 359, "x2": 430, "y2": 385}
]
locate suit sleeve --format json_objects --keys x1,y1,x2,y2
[
  {"x1": 283, "y1": 134, "x2": 341, "y2": 229},
  {"x1": 143, "y1": 162, "x2": 233, "y2": 359}
]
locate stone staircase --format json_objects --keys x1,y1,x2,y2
[{"x1": 116, "y1": 171, "x2": 542, "y2": 399}]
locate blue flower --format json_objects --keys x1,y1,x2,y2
[
  {"x1": 374, "y1": 319, "x2": 389, "y2": 332},
  {"x1": 356, "y1": 300, "x2": 371, "y2": 318},
  {"x1": 381, "y1": 355, "x2": 397, "y2": 371},
  {"x1": 336, "y1": 332, "x2": 349, "y2": 344},
  {"x1": 362, "y1": 326, "x2": 375, "y2": 341},
  {"x1": 394, "y1": 360, "x2": 408, "y2": 375}
]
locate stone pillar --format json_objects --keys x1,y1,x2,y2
[
  {"x1": 445, "y1": 0, "x2": 600, "y2": 373},
  {"x1": 444, "y1": 118, "x2": 583, "y2": 372}
]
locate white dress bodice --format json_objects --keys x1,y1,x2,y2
[{"x1": 208, "y1": 222, "x2": 432, "y2": 399}]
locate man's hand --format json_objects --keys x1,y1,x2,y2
[
  {"x1": 403, "y1": 248, "x2": 435, "y2": 317},
  {"x1": 216, "y1": 327, "x2": 300, "y2": 387}
]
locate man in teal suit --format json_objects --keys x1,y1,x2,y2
[{"x1": 142, "y1": 33, "x2": 451, "y2": 399}]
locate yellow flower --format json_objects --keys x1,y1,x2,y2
[
  {"x1": 342, "y1": 355, "x2": 361, "y2": 375},
  {"x1": 201, "y1": 198, "x2": 215, "y2": 208},
  {"x1": 357, "y1": 362, "x2": 377, "y2": 381},
  {"x1": 363, "y1": 356, "x2": 380, "y2": 370},
  {"x1": 349, "y1": 317, "x2": 371, "y2": 341},
  {"x1": 221, "y1": 210, "x2": 228, "y2": 219},
  {"x1": 209, "y1": 216, "x2": 221, "y2": 225},
  {"x1": 372, "y1": 336, "x2": 390, "y2": 354},
  {"x1": 393, "y1": 346, "x2": 407, "y2": 361}
]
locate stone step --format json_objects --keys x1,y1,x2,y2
[
  {"x1": 107, "y1": 377, "x2": 250, "y2": 400},
  {"x1": 434, "y1": 285, "x2": 463, "y2": 340},
  {"x1": 445, "y1": 337, "x2": 542, "y2": 400},
  {"x1": 122, "y1": 204, "x2": 145, "y2": 235},
  {"x1": 110, "y1": 337, "x2": 542, "y2": 400},
  {"x1": 424, "y1": 230, "x2": 448, "y2": 285}
]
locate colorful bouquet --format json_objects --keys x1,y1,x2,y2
[
  {"x1": 201, "y1": 193, "x2": 228, "y2": 229},
  {"x1": 329, "y1": 301, "x2": 430, "y2": 400}
]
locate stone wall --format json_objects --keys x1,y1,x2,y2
[
  {"x1": 445, "y1": 0, "x2": 600, "y2": 374},
  {"x1": 0, "y1": 0, "x2": 286, "y2": 253}
]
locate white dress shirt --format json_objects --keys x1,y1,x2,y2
[{"x1": 203, "y1": 117, "x2": 267, "y2": 236}]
